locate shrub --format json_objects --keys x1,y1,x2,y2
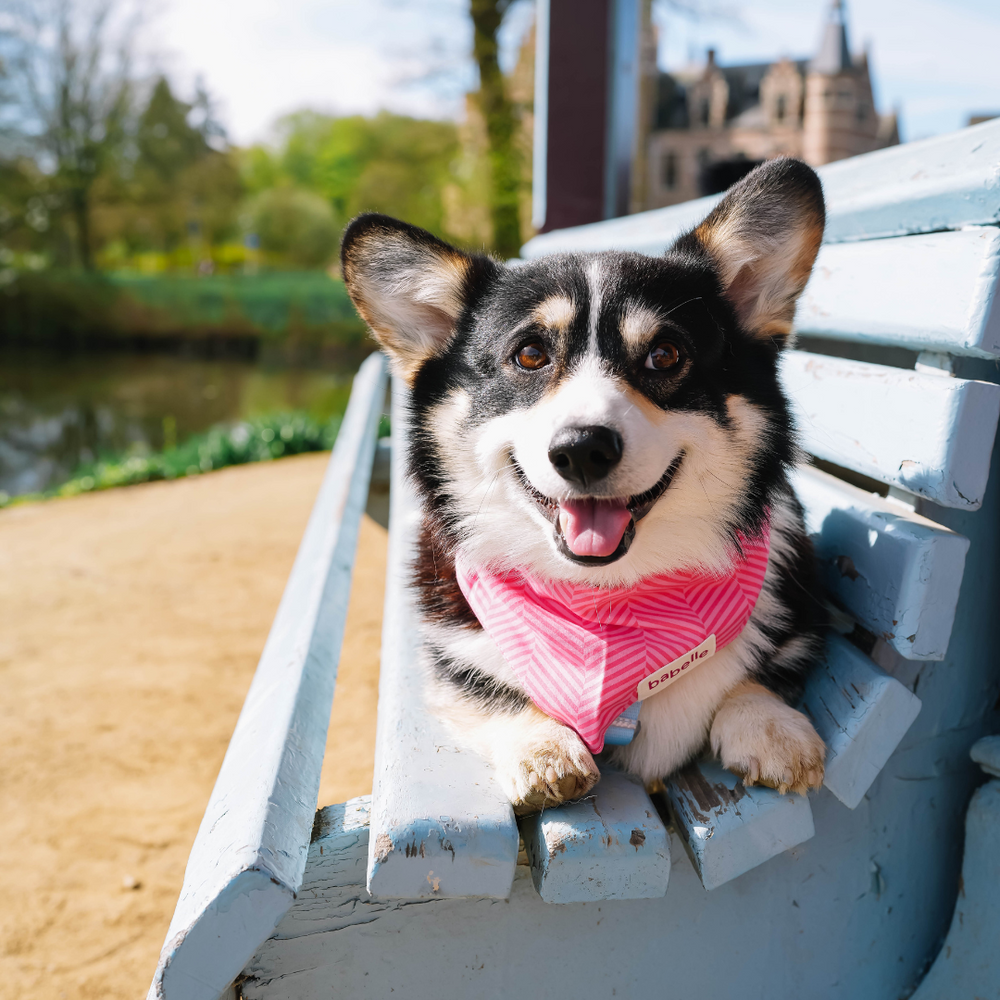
[{"x1": 247, "y1": 187, "x2": 339, "y2": 269}]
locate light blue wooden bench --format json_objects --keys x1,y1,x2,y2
[{"x1": 148, "y1": 120, "x2": 1000, "y2": 1000}]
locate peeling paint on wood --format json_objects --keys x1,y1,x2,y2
[
  {"x1": 793, "y1": 465, "x2": 969, "y2": 659},
  {"x1": 520, "y1": 767, "x2": 670, "y2": 904},
  {"x1": 664, "y1": 760, "x2": 815, "y2": 891},
  {"x1": 801, "y1": 634, "x2": 922, "y2": 809}
]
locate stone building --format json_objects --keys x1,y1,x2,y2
[{"x1": 644, "y1": 0, "x2": 899, "y2": 209}]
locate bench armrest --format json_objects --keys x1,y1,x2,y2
[{"x1": 149, "y1": 353, "x2": 388, "y2": 1000}]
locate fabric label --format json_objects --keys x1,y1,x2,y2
[{"x1": 636, "y1": 635, "x2": 717, "y2": 701}]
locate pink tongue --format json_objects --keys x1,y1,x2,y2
[{"x1": 558, "y1": 499, "x2": 632, "y2": 558}]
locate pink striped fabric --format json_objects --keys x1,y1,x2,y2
[{"x1": 455, "y1": 525, "x2": 770, "y2": 753}]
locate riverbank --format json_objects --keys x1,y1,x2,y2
[
  {"x1": 0, "y1": 270, "x2": 368, "y2": 363},
  {"x1": 0, "y1": 453, "x2": 386, "y2": 999},
  {"x1": 0, "y1": 344, "x2": 373, "y2": 498}
]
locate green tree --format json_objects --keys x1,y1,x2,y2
[
  {"x1": 3, "y1": 0, "x2": 137, "y2": 269},
  {"x1": 248, "y1": 187, "x2": 338, "y2": 269},
  {"x1": 469, "y1": 0, "x2": 522, "y2": 257},
  {"x1": 243, "y1": 111, "x2": 460, "y2": 247},
  {"x1": 137, "y1": 77, "x2": 211, "y2": 184},
  {"x1": 93, "y1": 75, "x2": 242, "y2": 264}
]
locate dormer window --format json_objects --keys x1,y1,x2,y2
[{"x1": 776, "y1": 94, "x2": 786, "y2": 122}]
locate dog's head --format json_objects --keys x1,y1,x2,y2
[{"x1": 342, "y1": 158, "x2": 824, "y2": 586}]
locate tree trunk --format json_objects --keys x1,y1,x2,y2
[
  {"x1": 469, "y1": 0, "x2": 521, "y2": 258},
  {"x1": 70, "y1": 185, "x2": 95, "y2": 271}
]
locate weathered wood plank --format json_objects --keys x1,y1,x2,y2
[
  {"x1": 817, "y1": 118, "x2": 1000, "y2": 243},
  {"x1": 148, "y1": 353, "x2": 389, "y2": 1000},
  {"x1": 801, "y1": 634, "x2": 922, "y2": 810},
  {"x1": 664, "y1": 760, "x2": 815, "y2": 891},
  {"x1": 365, "y1": 379, "x2": 520, "y2": 900},
  {"x1": 796, "y1": 227, "x2": 1000, "y2": 359},
  {"x1": 520, "y1": 119, "x2": 1000, "y2": 260},
  {"x1": 241, "y1": 729, "x2": 987, "y2": 997},
  {"x1": 793, "y1": 465, "x2": 969, "y2": 660},
  {"x1": 520, "y1": 767, "x2": 670, "y2": 903},
  {"x1": 781, "y1": 351, "x2": 1000, "y2": 509}
]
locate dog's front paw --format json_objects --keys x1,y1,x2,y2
[
  {"x1": 710, "y1": 682, "x2": 825, "y2": 796},
  {"x1": 495, "y1": 725, "x2": 599, "y2": 815}
]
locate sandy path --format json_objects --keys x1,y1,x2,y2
[{"x1": 0, "y1": 454, "x2": 386, "y2": 999}]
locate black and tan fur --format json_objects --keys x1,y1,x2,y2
[{"x1": 342, "y1": 158, "x2": 829, "y2": 813}]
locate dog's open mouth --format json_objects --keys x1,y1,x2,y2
[{"x1": 512, "y1": 453, "x2": 684, "y2": 565}]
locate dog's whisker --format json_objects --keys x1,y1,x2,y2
[{"x1": 662, "y1": 295, "x2": 703, "y2": 319}]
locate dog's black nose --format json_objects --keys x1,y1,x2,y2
[{"x1": 548, "y1": 425, "x2": 623, "y2": 487}]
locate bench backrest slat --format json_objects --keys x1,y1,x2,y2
[
  {"x1": 521, "y1": 119, "x2": 1000, "y2": 260},
  {"x1": 796, "y1": 228, "x2": 1000, "y2": 359},
  {"x1": 781, "y1": 351, "x2": 1000, "y2": 509},
  {"x1": 793, "y1": 466, "x2": 969, "y2": 660}
]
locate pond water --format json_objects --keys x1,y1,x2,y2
[{"x1": 0, "y1": 347, "x2": 363, "y2": 497}]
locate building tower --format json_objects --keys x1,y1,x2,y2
[{"x1": 802, "y1": 0, "x2": 894, "y2": 165}]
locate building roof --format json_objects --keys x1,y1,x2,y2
[
  {"x1": 654, "y1": 60, "x2": 809, "y2": 131},
  {"x1": 810, "y1": 0, "x2": 852, "y2": 74}
]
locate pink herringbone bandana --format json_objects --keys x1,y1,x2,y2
[{"x1": 455, "y1": 525, "x2": 770, "y2": 753}]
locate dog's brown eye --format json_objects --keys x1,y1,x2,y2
[
  {"x1": 515, "y1": 341, "x2": 549, "y2": 370},
  {"x1": 646, "y1": 342, "x2": 681, "y2": 370}
]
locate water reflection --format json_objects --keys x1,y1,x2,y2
[{"x1": 0, "y1": 347, "x2": 359, "y2": 496}]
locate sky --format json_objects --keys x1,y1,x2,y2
[{"x1": 154, "y1": 0, "x2": 1000, "y2": 147}]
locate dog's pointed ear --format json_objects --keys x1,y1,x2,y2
[
  {"x1": 341, "y1": 214, "x2": 497, "y2": 381},
  {"x1": 674, "y1": 158, "x2": 824, "y2": 348}
]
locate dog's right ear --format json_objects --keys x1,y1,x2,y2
[
  {"x1": 673, "y1": 158, "x2": 825, "y2": 349},
  {"x1": 341, "y1": 214, "x2": 497, "y2": 382}
]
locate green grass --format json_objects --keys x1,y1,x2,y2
[
  {"x1": 0, "y1": 269, "x2": 369, "y2": 350},
  {"x1": 108, "y1": 271, "x2": 364, "y2": 337},
  {"x1": 0, "y1": 410, "x2": 391, "y2": 509}
]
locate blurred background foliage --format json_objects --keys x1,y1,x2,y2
[
  {"x1": 0, "y1": 0, "x2": 530, "y2": 498},
  {"x1": 0, "y1": 0, "x2": 531, "y2": 342}
]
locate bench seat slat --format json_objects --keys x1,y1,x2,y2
[
  {"x1": 796, "y1": 227, "x2": 1000, "y2": 359},
  {"x1": 781, "y1": 351, "x2": 1000, "y2": 509},
  {"x1": 521, "y1": 767, "x2": 670, "y2": 903},
  {"x1": 793, "y1": 465, "x2": 970, "y2": 660},
  {"x1": 520, "y1": 120, "x2": 1000, "y2": 260},
  {"x1": 666, "y1": 632, "x2": 920, "y2": 888},
  {"x1": 664, "y1": 760, "x2": 816, "y2": 891},
  {"x1": 801, "y1": 634, "x2": 922, "y2": 809},
  {"x1": 149, "y1": 352, "x2": 389, "y2": 1000},
  {"x1": 365, "y1": 379, "x2": 520, "y2": 901}
]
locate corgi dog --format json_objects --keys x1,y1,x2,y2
[{"x1": 342, "y1": 157, "x2": 829, "y2": 814}]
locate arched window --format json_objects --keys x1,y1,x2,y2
[
  {"x1": 776, "y1": 94, "x2": 786, "y2": 123},
  {"x1": 700, "y1": 97, "x2": 711, "y2": 126}
]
